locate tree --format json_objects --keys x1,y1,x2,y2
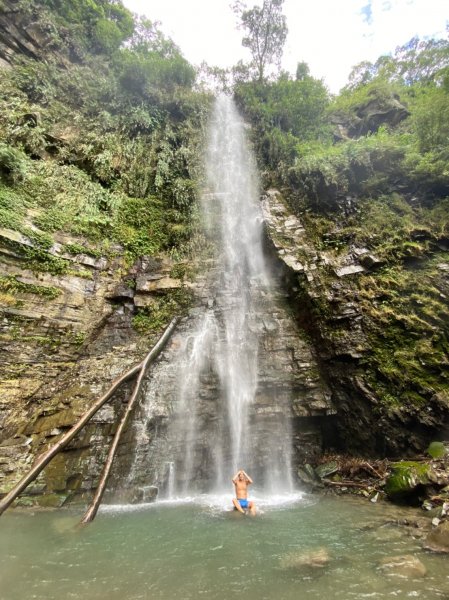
[
  {"x1": 233, "y1": 0, "x2": 288, "y2": 82},
  {"x1": 295, "y1": 61, "x2": 310, "y2": 81},
  {"x1": 346, "y1": 35, "x2": 449, "y2": 90}
]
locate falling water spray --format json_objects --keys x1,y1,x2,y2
[{"x1": 132, "y1": 95, "x2": 294, "y2": 498}]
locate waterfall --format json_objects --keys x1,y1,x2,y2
[
  {"x1": 203, "y1": 95, "x2": 268, "y2": 476},
  {"x1": 165, "y1": 95, "x2": 293, "y2": 495},
  {"x1": 166, "y1": 462, "x2": 175, "y2": 500},
  {"x1": 128, "y1": 95, "x2": 294, "y2": 500}
]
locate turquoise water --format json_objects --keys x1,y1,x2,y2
[{"x1": 0, "y1": 494, "x2": 448, "y2": 600}]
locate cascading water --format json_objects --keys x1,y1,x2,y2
[
  {"x1": 204, "y1": 95, "x2": 272, "y2": 478},
  {"x1": 165, "y1": 95, "x2": 293, "y2": 495},
  {"x1": 128, "y1": 95, "x2": 295, "y2": 500}
]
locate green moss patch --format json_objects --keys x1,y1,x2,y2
[
  {"x1": 0, "y1": 275, "x2": 61, "y2": 299},
  {"x1": 385, "y1": 461, "x2": 434, "y2": 499}
]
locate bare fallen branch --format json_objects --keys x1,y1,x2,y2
[{"x1": 322, "y1": 479, "x2": 377, "y2": 490}]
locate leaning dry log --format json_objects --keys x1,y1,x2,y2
[
  {"x1": 80, "y1": 317, "x2": 178, "y2": 524},
  {"x1": 0, "y1": 364, "x2": 142, "y2": 516},
  {"x1": 0, "y1": 317, "x2": 177, "y2": 517}
]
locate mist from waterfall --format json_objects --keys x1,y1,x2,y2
[{"x1": 163, "y1": 95, "x2": 293, "y2": 496}]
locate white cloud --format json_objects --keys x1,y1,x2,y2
[{"x1": 123, "y1": 0, "x2": 449, "y2": 92}]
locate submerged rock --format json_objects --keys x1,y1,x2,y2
[
  {"x1": 423, "y1": 521, "x2": 449, "y2": 553},
  {"x1": 279, "y1": 547, "x2": 330, "y2": 570},
  {"x1": 378, "y1": 554, "x2": 427, "y2": 578}
]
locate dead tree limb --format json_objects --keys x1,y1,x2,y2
[
  {"x1": 80, "y1": 317, "x2": 178, "y2": 524},
  {"x1": 0, "y1": 317, "x2": 177, "y2": 517},
  {"x1": 361, "y1": 461, "x2": 385, "y2": 479},
  {"x1": 323, "y1": 480, "x2": 377, "y2": 490}
]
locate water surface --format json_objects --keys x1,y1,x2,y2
[{"x1": 1, "y1": 495, "x2": 447, "y2": 600}]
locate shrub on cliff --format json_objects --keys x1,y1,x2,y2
[{"x1": 234, "y1": 69, "x2": 331, "y2": 170}]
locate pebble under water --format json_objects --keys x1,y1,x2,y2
[{"x1": 1, "y1": 494, "x2": 448, "y2": 600}]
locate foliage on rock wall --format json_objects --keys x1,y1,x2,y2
[{"x1": 0, "y1": 0, "x2": 211, "y2": 274}]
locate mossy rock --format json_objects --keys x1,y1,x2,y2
[
  {"x1": 315, "y1": 461, "x2": 339, "y2": 479},
  {"x1": 34, "y1": 493, "x2": 69, "y2": 508},
  {"x1": 427, "y1": 442, "x2": 447, "y2": 459},
  {"x1": 385, "y1": 461, "x2": 435, "y2": 500}
]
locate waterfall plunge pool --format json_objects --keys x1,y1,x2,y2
[{"x1": 1, "y1": 494, "x2": 448, "y2": 600}]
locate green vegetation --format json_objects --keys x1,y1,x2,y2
[
  {"x1": 233, "y1": 0, "x2": 288, "y2": 82},
  {"x1": 235, "y1": 72, "x2": 330, "y2": 172},
  {"x1": 385, "y1": 461, "x2": 433, "y2": 499},
  {"x1": 427, "y1": 441, "x2": 447, "y2": 459},
  {"x1": 0, "y1": 275, "x2": 61, "y2": 299},
  {"x1": 132, "y1": 289, "x2": 193, "y2": 333},
  {"x1": 0, "y1": 0, "x2": 211, "y2": 287},
  {"x1": 1, "y1": 0, "x2": 448, "y2": 425}
]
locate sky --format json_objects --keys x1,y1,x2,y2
[{"x1": 122, "y1": 0, "x2": 449, "y2": 92}]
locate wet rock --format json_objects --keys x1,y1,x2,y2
[
  {"x1": 113, "y1": 485, "x2": 158, "y2": 504},
  {"x1": 378, "y1": 554, "x2": 427, "y2": 578},
  {"x1": 315, "y1": 461, "x2": 339, "y2": 479},
  {"x1": 334, "y1": 265, "x2": 365, "y2": 277},
  {"x1": 280, "y1": 548, "x2": 330, "y2": 570},
  {"x1": 297, "y1": 464, "x2": 321, "y2": 487},
  {"x1": 423, "y1": 521, "x2": 449, "y2": 553}
]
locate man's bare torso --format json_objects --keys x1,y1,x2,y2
[{"x1": 234, "y1": 479, "x2": 248, "y2": 499}]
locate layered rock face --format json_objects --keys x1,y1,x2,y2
[
  {"x1": 262, "y1": 189, "x2": 449, "y2": 456},
  {"x1": 330, "y1": 95, "x2": 410, "y2": 141},
  {"x1": 0, "y1": 229, "x2": 187, "y2": 506},
  {"x1": 0, "y1": 1, "x2": 46, "y2": 67}
]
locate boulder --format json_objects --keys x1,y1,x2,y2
[
  {"x1": 329, "y1": 95, "x2": 410, "y2": 140},
  {"x1": 355, "y1": 96, "x2": 410, "y2": 136},
  {"x1": 297, "y1": 464, "x2": 321, "y2": 487}
]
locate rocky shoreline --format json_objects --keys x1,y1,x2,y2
[{"x1": 297, "y1": 445, "x2": 449, "y2": 554}]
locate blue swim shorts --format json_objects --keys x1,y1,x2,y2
[{"x1": 237, "y1": 498, "x2": 249, "y2": 509}]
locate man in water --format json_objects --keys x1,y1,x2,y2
[{"x1": 232, "y1": 469, "x2": 256, "y2": 515}]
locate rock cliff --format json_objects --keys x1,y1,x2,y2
[{"x1": 262, "y1": 189, "x2": 449, "y2": 457}]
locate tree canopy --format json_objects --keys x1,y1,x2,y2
[{"x1": 233, "y1": 0, "x2": 288, "y2": 82}]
